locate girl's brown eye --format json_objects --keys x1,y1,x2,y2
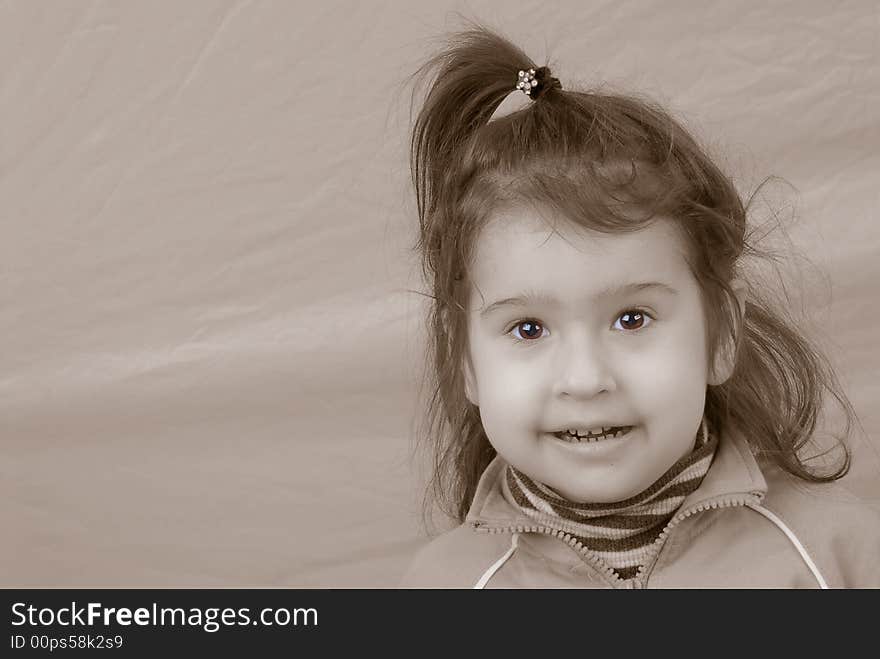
[
  {"x1": 513, "y1": 320, "x2": 544, "y2": 340},
  {"x1": 617, "y1": 311, "x2": 646, "y2": 331}
]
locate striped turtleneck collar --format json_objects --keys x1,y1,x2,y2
[{"x1": 503, "y1": 417, "x2": 719, "y2": 581}]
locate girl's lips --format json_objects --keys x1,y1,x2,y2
[{"x1": 551, "y1": 425, "x2": 634, "y2": 443}]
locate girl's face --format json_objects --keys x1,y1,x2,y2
[{"x1": 463, "y1": 207, "x2": 720, "y2": 503}]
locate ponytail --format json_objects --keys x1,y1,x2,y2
[{"x1": 408, "y1": 24, "x2": 551, "y2": 235}]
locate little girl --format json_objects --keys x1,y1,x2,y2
[{"x1": 399, "y1": 24, "x2": 880, "y2": 588}]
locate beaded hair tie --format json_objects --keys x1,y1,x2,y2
[
  {"x1": 516, "y1": 66, "x2": 563, "y2": 100},
  {"x1": 488, "y1": 65, "x2": 563, "y2": 123}
]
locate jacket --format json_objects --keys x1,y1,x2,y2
[{"x1": 400, "y1": 424, "x2": 880, "y2": 588}]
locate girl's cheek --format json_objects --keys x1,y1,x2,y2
[{"x1": 486, "y1": 365, "x2": 536, "y2": 399}]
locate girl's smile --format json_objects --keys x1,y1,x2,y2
[
  {"x1": 545, "y1": 425, "x2": 638, "y2": 457},
  {"x1": 550, "y1": 425, "x2": 634, "y2": 443}
]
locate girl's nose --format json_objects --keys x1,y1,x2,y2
[{"x1": 552, "y1": 334, "x2": 617, "y2": 399}]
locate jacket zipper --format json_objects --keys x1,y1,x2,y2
[
  {"x1": 472, "y1": 492, "x2": 763, "y2": 588},
  {"x1": 472, "y1": 521, "x2": 625, "y2": 587}
]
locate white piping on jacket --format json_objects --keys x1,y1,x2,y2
[
  {"x1": 745, "y1": 502, "x2": 829, "y2": 589},
  {"x1": 473, "y1": 533, "x2": 519, "y2": 589}
]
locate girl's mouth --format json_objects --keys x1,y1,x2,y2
[{"x1": 552, "y1": 426, "x2": 633, "y2": 443}]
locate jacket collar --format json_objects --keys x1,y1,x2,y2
[{"x1": 465, "y1": 422, "x2": 768, "y2": 531}]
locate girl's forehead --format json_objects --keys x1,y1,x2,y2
[
  {"x1": 474, "y1": 208, "x2": 689, "y2": 266},
  {"x1": 470, "y1": 221, "x2": 698, "y2": 318},
  {"x1": 467, "y1": 210, "x2": 696, "y2": 309}
]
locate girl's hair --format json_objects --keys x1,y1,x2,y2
[{"x1": 405, "y1": 21, "x2": 857, "y2": 524}]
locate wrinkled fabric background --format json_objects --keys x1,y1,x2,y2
[{"x1": 2, "y1": 0, "x2": 878, "y2": 586}]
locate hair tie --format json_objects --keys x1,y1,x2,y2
[{"x1": 517, "y1": 66, "x2": 563, "y2": 100}]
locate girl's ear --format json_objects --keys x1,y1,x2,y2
[
  {"x1": 463, "y1": 351, "x2": 479, "y2": 407},
  {"x1": 708, "y1": 278, "x2": 749, "y2": 386}
]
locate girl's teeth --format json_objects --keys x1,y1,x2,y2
[{"x1": 559, "y1": 426, "x2": 629, "y2": 442}]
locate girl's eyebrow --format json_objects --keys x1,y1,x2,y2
[{"x1": 480, "y1": 282, "x2": 679, "y2": 318}]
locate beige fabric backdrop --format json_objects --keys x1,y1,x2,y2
[{"x1": 3, "y1": 0, "x2": 878, "y2": 586}]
